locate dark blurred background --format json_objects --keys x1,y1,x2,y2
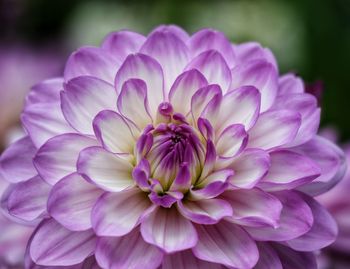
[{"x1": 0, "y1": 0, "x2": 350, "y2": 143}]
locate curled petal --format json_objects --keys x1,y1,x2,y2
[
  {"x1": 7, "y1": 175, "x2": 50, "y2": 222},
  {"x1": 64, "y1": 46, "x2": 120, "y2": 83},
  {"x1": 115, "y1": 53, "x2": 164, "y2": 118},
  {"x1": 278, "y1": 73, "x2": 304, "y2": 95},
  {"x1": 48, "y1": 173, "x2": 103, "y2": 231},
  {"x1": 92, "y1": 188, "x2": 151, "y2": 236},
  {"x1": 77, "y1": 146, "x2": 134, "y2": 192},
  {"x1": 34, "y1": 133, "x2": 97, "y2": 185},
  {"x1": 96, "y1": 228, "x2": 163, "y2": 269},
  {"x1": 93, "y1": 110, "x2": 137, "y2": 154},
  {"x1": 245, "y1": 191, "x2": 313, "y2": 241},
  {"x1": 216, "y1": 124, "x2": 248, "y2": 158},
  {"x1": 186, "y1": 50, "x2": 231, "y2": 92},
  {"x1": 258, "y1": 150, "x2": 321, "y2": 191},
  {"x1": 248, "y1": 110, "x2": 301, "y2": 150},
  {"x1": 30, "y1": 219, "x2": 96, "y2": 266},
  {"x1": 61, "y1": 76, "x2": 118, "y2": 134},
  {"x1": 177, "y1": 198, "x2": 233, "y2": 224},
  {"x1": 222, "y1": 188, "x2": 282, "y2": 228},
  {"x1": 101, "y1": 30, "x2": 146, "y2": 62},
  {"x1": 0, "y1": 136, "x2": 37, "y2": 183},
  {"x1": 192, "y1": 221, "x2": 259, "y2": 268},
  {"x1": 141, "y1": 206, "x2": 198, "y2": 253}
]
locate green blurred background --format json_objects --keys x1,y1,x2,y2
[{"x1": 1, "y1": 0, "x2": 350, "y2": 140}]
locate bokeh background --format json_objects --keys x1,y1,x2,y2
[{"x1": 1, "y1": 0, "x2": 350, "y2": 149}]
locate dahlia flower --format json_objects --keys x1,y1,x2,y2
[{"x1": 0, "y1": 25, "x2": 346, "y2": 269}]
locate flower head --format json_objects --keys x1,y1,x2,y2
[{"x1": 0, "y1": 25, "x2": 346, "y2": 269}]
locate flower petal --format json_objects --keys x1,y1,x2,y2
[
  {"x1": 140, "y1": 29, "x2": 190, "y2": 92},
  {"x1": 186, "y1": 50, "x2": 231, "y2": 92},
  {"x1": 34, "y1": 133, "x2": 97, "y2": 185},
  {"x1": 227, "y1": 149, "x2": 270, "y2": 189},
  {"x1": 294, "y1": 136, "x2": 347, "y2": 196},
  {"x1": 0, "y1": 136, "x2": 37, "y2": 183},
  {"x1": 177, "y1": 198, "x2": 233, "y2": 224},
  {"x1": 278, "y1": 73, "x2": 304, "y2": 95},
  {"x1": 93, "y1": 110, "x2": 137, "y2": 154},
  {"x1": 161, "y1": 250, "x2": 223, "y2": 269},
  {"x1": 117, "y1": 79, "x2": 152, "y2": 129},
  {"x1": 245, "y1": 190, "x2": 313, "y2": 241},
  {"x1": 216, "y1": 124, "x2": 248, "y2": 159},
  {"x1": 141, "y1": 206, "x2": 197, "y2": 253},
  {"x1": 192, "y1": 221, "x2": 259, "y2": 268},
  {"x1": 254, "y1": 243, "x2": 282, "y2": 269},
  {"x1": 96, "y1": 228, "x2": 163, "y2": 269},
  {"x1": 231, "y1": 60, "x2": 278, "y2": 111},
  {"x1": 286, "y1": 193, "x2": 337, "y2": 251},
  {"x1": 222, "y1": 188, "x2": 282, "y2": 228},
  {"x1": 77, "y1": 146, "x2": 134, "y2": 192},
  {"x1": 258, "y1": 150, "x2": 321, "y2": 191},
  {"x1": 48, "y1": 173, "x2": 103, "y2": 231},
  {"x1": 61, "y1": 76, "x2": 118, "y2": 134},
  {"x1": 247, "y1": 110, "x2": 301, "y2": 150},
  {"x1": 190, "y1": 29, "x2": 236, "y2": 67},
  {"x1": 272, "y1": 244, "x2": 317, "y2": 269},
  {"x1": 30, "y1": 219, "x2": 96, "y2": 266},
  {"x1": 101, "y1": 30, "x2": 146, "y2": 62},
  {"x1": 64, "y1": 46, "x2": 120, "y2": 83},
  {"x1": 169, "y1": 69, "x2": 208, "y2": 115},
  {"x1": 92, "y1": 187, "x2": 151, "y2": 236},
  {"x1": 115, "y1": 53, "x2": 164, "y2": 118},
  {"x1": 21, "y1": 78, "x2": 75, "y2": 148},
  {"x1": 7, "y1": 175, "x2": 50, "y2": 222}
]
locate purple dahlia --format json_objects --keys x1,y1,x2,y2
[{"x1": 0, "y1": 25, "x2": 346, "y2": 269}]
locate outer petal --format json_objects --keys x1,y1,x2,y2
[
  {"x1": 161, "y1": 250, "x2": 223, "y2": 269},
  {"x1": 64, "y1": 46, "x2": 120, "y2": 83},
  {"x1": 227, "y1": 149, "x2": 270, "y2": 189},
  {"x1": 101, "y1": 30, "x2": 146, "y2": 62},
  {"x1": 186, "y1": 50, "x2": 231, "y2": 92},
  {"x1": 254, "y1": 243, "x2": 282, "y2": 269},
  {"x1": 177, "y1": 198, "x2": 233, "y2": 224},
  {"x1": 21, "y1": 78, "x2": 75, "y2": 147},
  {"x1": 231, "y1": 60, "x2": 278, "y2": 111},
  {"x1": 140, "y1": 29, "x2": 190, "y2": 91},
  {"x1": 93, "y1": 110, "x2": 137, "y2": 154},
  {"x1": 286, "y1": 193, "x2": 337, "y2": 251},
  {"x1": 92, "y1": 187, "x2": 151, "y2": 236},
  {"x1": 0, "y1": 136, "x2": 37, "y2": 183},
  {"x1": 233, "y1": 42, "x2": 277, "y2": 70},
  {"x1": 77, "y1": 146, "x2": 134, "y2": 192},
  {"x1": 30, "y1": 219, "x2": 96, "y2": 266},
  {"x1": 222, "y1": 188, "x2": 282, "y2": 228},
  {"x1": 258, "y1": 150, "x2": 321, "y2": 191},
  {"x1": 168, "y1": 69, "x2": 208, "y2": 115},
  {"x1": 48, "y1": 173, "x2": 103, "y2": 231},
  {"x1": 278, "y1": 73, "x2": 304, "y2": 95},
  {"x1": 272, "y1": 244, "x2": 317, "y2": 269},
  {"x1": 61, "y1": 76, "x2": 118, "y2": 134},
  {"x1": 216, "y1": 86, "x2": 260, "y2": 132},
  {"x1": 272, "y1": 93, "x2": 320, "y2": 146},
  {"x1": 115, "y1": 53, "x2": 164, "y2": 118},
  {"x1": 245, "y1": 190, "x2": 313, "y2": 241},
  {"x1": 192, "y1": 221, "x2": 259, "y2": 268},
  {"x1": 34, "y1": 133, "x2": 97, "y2": 185},
  {"x1": 95, "y1": 228, "x2": 163, "y2": 269},
  {"x1": 189, "y1": 29, "x2": 236, "y2": 67},
  {"x1": 141, "y1": 206, "x2": 198, "y2": 253},
  {"x1": 7, "y1": 175, "x2": 50, "y2": 222},
  {"x1": 247, "y1": 110, "x2": 301, "y2": 150},
  {"x1": 117, "y1": 79, "x2": 152, "y2": 129},
  {"x1": 294, "y1": 136, "x2": 347, "y2": 196}
]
